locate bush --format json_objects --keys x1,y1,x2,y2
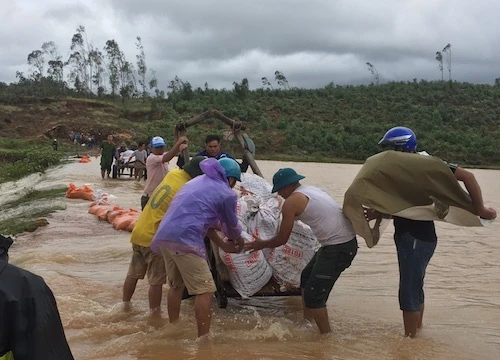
[{"x1": 0, "y1": 146, "x2": 61, "y2": 183}]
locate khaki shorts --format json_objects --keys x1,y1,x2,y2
[
  {"x1": 127, "y1": 244, "x2": 166, "y2": 285},
  {"x1": 161, "y1": 248, "x2": 216, "y2": 295}
]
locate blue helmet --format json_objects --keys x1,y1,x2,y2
[
  {"x1": 218, "y1": 158, "x2": 241, "y2": 181},
  {"x1": 378, "y1": 126, "x2": 417, "y2": 152}
]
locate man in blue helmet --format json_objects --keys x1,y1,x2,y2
[
  {"x1": 244, "y1": 168, "x2": 358, "y2": 334},
  {"x1": 372, "y1": 126, "x2": 496, "y2": 338},
  {"x1": 150, "y1": 157, "x2": 245, "y2": 338}
]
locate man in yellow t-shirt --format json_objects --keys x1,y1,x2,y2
[{"x1": 122, "y1": 156, "x2": 205, "y2": 314}]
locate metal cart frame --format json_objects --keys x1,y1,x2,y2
[{"x1": 176, "y1": 110, "x2": 301, "y2": 308}]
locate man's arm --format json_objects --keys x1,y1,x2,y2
[
  {"x1": 207, "y1": 228, "x2": 242, "y2": 254},
  {"x1": 94, "y1": 142, "x2": 104, "y2": 158},
  {"x1": 244, "y1": 193, "x2": 308, "y2": 251},
  {"x1": 239, "y1": 157, "x2": 249, "y2": 173},
  {"x1": 454, "y1": 167, "x2": 496, "y2": 219},
  {"x1": 161, "y1": 136, "x2": 188, "y2": 163},
  {"x1": 219, "y1": 152, "x2": 249, "y2": 172}
]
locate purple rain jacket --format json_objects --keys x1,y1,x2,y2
[{"x1": 150, "y1": 158, "x2": 242, "y2": 258}]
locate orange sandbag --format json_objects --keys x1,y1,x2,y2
[
  {"x1": 79, "y1": 155, "x2": 91, "y2": 163},
  {"x1": 66, "y1": 183, "x2": 94, "y2": 201},
  {"x1": 106, "y1": 207, "x2": 127, "y2": 223},
  {"x1": 113, "y1": 212, "x2": 140, "y2": 230},
  {"x1": 96, "y1": 206, "x2": 113, "y2": 220},
  {"x1": 126, "y1": 218, "x2": 138, "y2": 232},
  {"x1": 88, "y1": 204, "x2": 108, "y2": 215}
]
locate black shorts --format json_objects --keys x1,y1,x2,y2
[{"x1": 300, "y1": 237, "x2": 358, "y2": 309}]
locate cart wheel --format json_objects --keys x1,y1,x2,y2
[{"x1": 112, "y1": 165, "x2": 118, "y2": 179}]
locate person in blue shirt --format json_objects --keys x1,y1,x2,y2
[{"x1": 177, "y1": 134, "x2": 249, "y2": 172}]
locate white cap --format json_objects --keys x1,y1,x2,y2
[{"x1": 151, "y1": 136, "x2": 166, "y2": 148}]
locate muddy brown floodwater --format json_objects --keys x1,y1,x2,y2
[{"x1": 4, "y1": 158, "x2": 500, "y2": 360}]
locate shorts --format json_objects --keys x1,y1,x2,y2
[
  {"x1": 300, "y1": 237, "x2": 358, "y2": 309},
  {"x1": 161, "y1": 248, "x2": 216, "y2": 295},
  {"x1": 140, "y1": 195, "x2": 149, "y2": 210},
  {"x1": 127, "y1": 244, "x2": 166, "y2": 285},
  {"x1": 395, "y1": 233, "x2": 436, "y2": 311}
]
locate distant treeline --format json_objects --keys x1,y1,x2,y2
[{"x1": 1, "y1": 25, "x2": 500, "y2": 165}]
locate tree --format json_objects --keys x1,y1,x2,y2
[
  {"x1": 366, "y1": 62, "x2": 379, "y2": 85},
  {"x1": 149, "y1": 69, "x2": 158, "y2": 96},
  {"x1": 135, "y1": 36, "x2": 148, "y2": 100},
  {"x1": 89, "y1": 49, "x2": 106, "y2": 96},
  {"x1": 167, "y1": 75, "x2": 192, "y2": 101},
  {"x1": 42, "y1": 41, "x2": 64, "y2": 82},
  {"x1": 233, "y1": 78, "x2": 249, "y2": 100},
  {"x1": 27, "y1": 50, "x2": 44, "y2": 81},
  {"x1": 435, "y1": 51, "x2": 443, "y2": 81},
  {"x1": 104, "y1": 39, "x2": 122, "y2": 97},
  {"x1": 105, "y1": 39, "x2": 135, "y2": 101},
  {"x1": 274, "y1": 70, "x2": 290, "y2": 89},
  {"x1": 119, "y1": 61, "x2": 136, "y2": 101},
  {"x1": 68, "y1": 26, "x2": 92, "y2": 93},
  {"x1": 261, "y1": 77, "x2": 273, "y2": 89},
  {"x1": 442, "y1": 43, "x2": 452, "y2": 81}
]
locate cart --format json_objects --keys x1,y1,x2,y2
[
  {"x1": 176, "y1": 110, "x2": 302, "y2": 308},
  {"x1": 111, "y1": 158, "x2": 145, "y2": 179}
]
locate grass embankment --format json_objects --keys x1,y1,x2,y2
[
  {"x1": 0, "y1": 188, "x2": 67, "y2": 236},
  {"x1": 0, "y1": 137, "x2": 63, "y2": 183},
  {"x1": 2, "y1": 81, "x2": 500, "y2": 167}
]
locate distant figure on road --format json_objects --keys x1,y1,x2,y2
[{"x1": 95, "y1": 135, "x2": 116, "y2": 179}]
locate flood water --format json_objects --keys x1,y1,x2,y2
[{"x1": 4, "y1": 157, "x2": 500, "y2": 360}]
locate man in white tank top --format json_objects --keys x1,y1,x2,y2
[{"x1": 245, "y1": 168, "x2": 358, "y2": 334}]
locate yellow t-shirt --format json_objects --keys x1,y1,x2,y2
[{"x1": 131, "y1": 169, "x2": 191, "y2": 247}]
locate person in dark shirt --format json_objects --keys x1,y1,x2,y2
[
  {"x1": 0, "y1": 235, "x2": 74, "y2": 360},
  {"x1": 368, "y1": 126, "x2": 496, "y2": 338},
  {"x1": 177, "y1": 134, "x2": 249, "y2": 172}
]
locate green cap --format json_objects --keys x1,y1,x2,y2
[
  {"x1": 182, "y1": 156, "x2": 207, "y2": 178},
  {"x1": 271, "y1": 168, "x2": 305, "y2": 193}
]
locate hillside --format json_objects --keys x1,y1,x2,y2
[{"x1": 1, "y1": 81, "x2": 500, "y2": 166}]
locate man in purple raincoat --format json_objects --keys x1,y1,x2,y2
[{"x1": 151, "y1": 157, "x2": 244, "y2": 338}]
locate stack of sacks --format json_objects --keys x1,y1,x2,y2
[
  {"x1": 219, "y1": 174, "x2": 320, "y2": 296},
  {"x1": 66, "y1": 183, "x2": 140, "y2": 232},
  {"x1": 88, "y1": 200, "x2": 140, "y2": 232}
]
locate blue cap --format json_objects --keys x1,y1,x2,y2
[
  {"x1": 151, "y1": 136, "x2": 166, "y2": 148},
  {"x1": 271, "y1": 168, "x2": 305, "y2": 193}
]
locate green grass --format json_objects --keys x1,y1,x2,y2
[
  {"x1": 0, "y1": 205, "x2": 65, "y2": 236},
  {"x1": 0, "y1": 145, "x2": 62, "y2": 183},
  {"x1": 2, "y1": 187, "x2": 67, "y2": 209},
  {"x1": 0, "y1": 137, "x2": 25, "y2": 149},
  {"x1": 0, "y1": 105, "x2": 20, "y2": 113}
]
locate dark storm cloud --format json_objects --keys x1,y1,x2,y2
[{"x1": 1, "y1": 0, "x2": 499, "y2": 90}]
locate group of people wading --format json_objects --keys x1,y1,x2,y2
[{"x1": 119, "y1": 127, "x2": 497, "y2": 339}]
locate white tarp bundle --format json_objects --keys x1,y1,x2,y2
[
  {"x1": 220, "y1": 174, "x2": 320, "y2": 295},
  {"x1": 219, "y1": 231, "x2": 273, "y2": 298}
]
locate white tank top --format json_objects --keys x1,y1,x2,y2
[{"x1": 294, "y1": 186, "x2": 355, "y2": 246}]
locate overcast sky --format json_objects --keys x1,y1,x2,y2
[{"x1": 1, "y1": 0, "x2": 499, "y2": 90}]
